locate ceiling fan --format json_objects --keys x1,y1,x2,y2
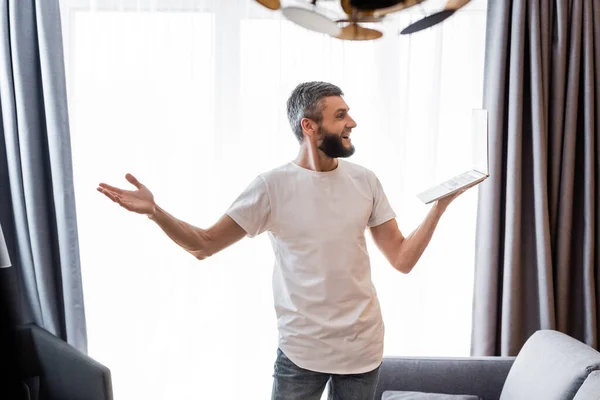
[{"x1": 254, "y1": 0, "x2": 472, "y2": 41}]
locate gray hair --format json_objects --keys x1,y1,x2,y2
[{"x1": 286, "y1": 81, "x2": 344, "y2": 143}]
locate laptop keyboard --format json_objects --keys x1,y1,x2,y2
[
  {"x1": 417, "y1": 171, "x2": 483, "y2": 203},
  {"x1": 441, "y1": 172, "x2": 480, "y2": 190}
]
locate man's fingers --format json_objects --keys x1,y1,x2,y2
[
  {"x1": 97, "y1": 187, "x2": 119, "y2": 203},
  {"x1": 98, "y1": 188, "x2": 136, "y2": 211},
  {"x1": 98, "y1": 174, "x2": 143, "y2": 193},
  {"x1": 454, "y1": 182, "x2": 479, "y2": 198},
  {"x1": 125, "y1": 173, "x2": 142, "y2": 189},
  {"x1": 98, "y1": 183, "x2": 125, "y2": 194},
  {"x1": 454, "y1": 181, "x2": 479, "y2": 198}
]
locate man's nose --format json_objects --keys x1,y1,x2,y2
[{"x1": 348, "y1": 116, "x2": 357, "y2": 128}]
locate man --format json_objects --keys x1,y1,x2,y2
[{"x1": 98, "y1": 81, "x2": 469, "y2": 400}]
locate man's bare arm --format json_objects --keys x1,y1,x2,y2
[
  {"x1": 148, "y1": 209, "x2": 246, "y2": 260},
  {"x1": 98, "y1": 173, "x2": 246, "y2": 261},
  {"x1": 370, "y1": 186, "x2": 472, "y2": 273},
  {"x1": 369, "y1": 204, "x2": 444, "y2": 274}
]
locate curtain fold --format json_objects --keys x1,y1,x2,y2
[
  {"x1": 472, "y1": 0, "x2": 600, "y2": 356},
  {"x1": 0, "y1": 0, "x2": 87, "y2": 352}
]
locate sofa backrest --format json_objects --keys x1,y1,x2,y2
[
  {"x1": 573, "y1": 370, "x2": 600, "y2": 400},
  {"x1": 16, "y1": 324, "x2": 113, "y2": 400},
  {"x1": 499, "y1": 330, "x2": 600, "y2": 400}
]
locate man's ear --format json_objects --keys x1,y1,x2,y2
[{"x1": 301, "y1": 118, "x2": 318, "y2": 139}]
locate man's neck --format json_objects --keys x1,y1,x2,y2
[{"x1": 294, "y1": 145, "x2": 338, "y2": 172}]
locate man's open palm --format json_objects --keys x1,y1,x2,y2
[{"x1": 97, "y1": 173, "x2": 155, "y2": 216}]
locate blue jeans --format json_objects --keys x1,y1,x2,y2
[{"x1": 271, "y1": 348, "x2": 381, "y2": 400}]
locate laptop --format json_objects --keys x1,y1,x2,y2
[{"x1": 416, "y1": 109, "x2": 489, "y2": 204}]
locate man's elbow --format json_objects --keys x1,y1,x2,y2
[
  {"x1": 194, "y1": 251, "x2": 210, "y2": 261},
  {"x1": 393, "y1": 261, "x2": 414, "y2": 274},
  {"x1": 190, "y1": 235, "x2": 215, "y2": 261},
  {"x1": 192, "y1": 244, "x2": 216, "y2": 261},
  {"x1": 391, "y1": 238, "x2": 414, "y2": 274}
]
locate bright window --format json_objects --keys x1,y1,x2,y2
[{"x1": 60, "y1": 1, "x2": 487, "y2": 398}]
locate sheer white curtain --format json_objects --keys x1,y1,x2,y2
[{"x1": 59, "y1": 0, "x2": 487, "y2": 398}]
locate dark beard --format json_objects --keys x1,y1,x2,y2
[{"x1": 317, "y1": 126, "x2": 355, "y2": 158}]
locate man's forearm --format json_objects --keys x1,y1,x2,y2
[
  {"x1": 148, "y1": 205, "x2": 209, "y2": 257},
  {"x1": 394, "y1": 203, "x2": 446, "y2": 273}
]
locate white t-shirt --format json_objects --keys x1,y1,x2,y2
[{"x1": 225, "y1": 159, "x2": 396, "y2": 374}]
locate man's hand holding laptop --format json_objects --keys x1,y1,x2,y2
[
  {"x1": 417, "y1": 109, "x2": 489, "y2": 205},
  {"x1": 434, "y1": 178, "x2": 481, "y2": 212}
]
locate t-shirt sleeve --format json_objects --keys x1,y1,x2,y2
[
  {"x1": 225, "y1": 175, "x2": 273, "y2": 238},
  {"x1": 367, "y1": 172, "x2": 397, "y2": 228}
]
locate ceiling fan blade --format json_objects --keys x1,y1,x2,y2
[
  {"x1": 400, "y1": 0, "x2": 471, "y2": 35},
  {"x1": 349, "y1": 0, "x2": 404, "y2": 10},
  {"x1": 444, "y1": 0, "x2": 471, "y2": 10},
  {"x1": 341, "y1": 0, "x2": 377, "y2": 21},
  {"x1": 336, "y1": 23, "x2": 384, "y2": 40},
  {"x1": 400, "y1": 9, "x2": 454, "y2": 34},
  {"x1": 255, "y1": 0, "x2": 281, "y2": 10},
  {"x1": 341, "y1": 0, "x2": 354, "y2": 15},
  {"x1": 336, "y1": 16, "x2": 384, "y2": 23},
  {"x1": 282, "y1": 6, "x2": 342, "y2": 36},
  {"x1": 371, "y1": 0, "x2": 425, "y2": 17}
]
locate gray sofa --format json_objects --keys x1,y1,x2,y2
[{"x1": 375, "y1": 330, "x2": 600, "y2": 400}]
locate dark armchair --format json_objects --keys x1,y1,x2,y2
[{"x1": 16, "y1": 324, "x2": 113, "y2": 400}]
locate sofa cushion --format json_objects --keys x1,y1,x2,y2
[
  {"x1": 499, "y1": 330, "x2": 600, "y2": 400},
  {"x1": 382, "y1": 391, "x2": 481, "y2": 400},
  {"x1": 573, "y1": 371, "x2": 600, "y2": 400}
]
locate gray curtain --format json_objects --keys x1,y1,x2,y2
[
  {"x1": 471, "y1": 0, "x2": 600, "y2": 356},
  {"x1": 0, "y1": 224, "x2": 10, "y2": 268},
  {"x1": 0, "y1": 0, "x2": 87, "y2": 352}
]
